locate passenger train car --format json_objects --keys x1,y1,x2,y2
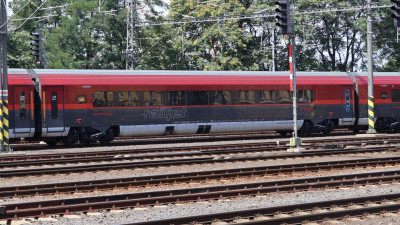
[{"x1": 7, "y1": 69, "x2": 400, "y2": 146}]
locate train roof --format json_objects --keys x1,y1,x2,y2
[
  {"x1": 9, "y1": 69, "x2": 354, "y2": 87},
  {"x1": 350, "y1": 72, "x2": 400, "y2": 85},
  {"x1": 8, "y1": 69, "x2": 400, "y2": 87},
  {"x1": 8, "y1": 73, "x2": 34, "y2": 86}
]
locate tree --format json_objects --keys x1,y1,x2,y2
[{"x1": 166, "y1": 0, "x2": 262, "y2": 71}]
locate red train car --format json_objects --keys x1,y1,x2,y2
[
  {"x1": 6, "y1": 69, "x2": 400, "y2": 146},
  {"x1": 351, "y1": 72, "x2": 400, "y2": 132},
  {"x1": 9, "y1": 70, "x2": 37, "y2": 140}
]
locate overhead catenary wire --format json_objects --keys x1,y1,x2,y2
[
  {"x1": 5, "y1": 3, "x2": 393, "y2": 28},
  {"x1": 12, "y1": 0, "x2": 48, "y2": 33},
  {"x1": 0, "y1": 0, "x2": 33, "y2": 29},
  {"x1": 137, "y1": 3, "x2": 392, "y2": 27}
]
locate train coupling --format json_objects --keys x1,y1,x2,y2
[
  {"x1": 90, "y1": 131, "x2": 105, "y2": 141},
  {"x1": 0, "y1": 206, "x2": 6, "y2": 215}
]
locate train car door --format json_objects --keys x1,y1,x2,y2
[
  {"x1": 43, "y1": 86, "x2": 64, "y2": 132},
  {"x1": 13, "y1": 86, "x2": 34, "y2": 134},
  {"x1": 342, "y1": 85, "x2": 355, "y2": 118}
]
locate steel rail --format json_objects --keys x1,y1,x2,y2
[
  {"x1": 4, "y1": 134, "x2": 400, "y2": 161},
  {"x1": 1, "y1": 161, "x2": 400, "y2": 199},
  {"x1": 2, "y1": 169, "x2": 400, "y2": 220},
  {"x1": 0, "y1": 144, "x2": 287, "y2": 162},
  {"x1": 9, "y1": 132, "x2": 284, "y2": 151},
  {"x1": 9, "y1": 129, "x2": 353, "y2": 151},
  {"x1": 121, "y1": 193, "x2": 400, "y2": 225},
  {"x1": 7, "y1": 132, "x2": 400, "y2": 152},
  {"x1": 0, "y1": 137, "x2": 388, "y2": 163},
  {"x1": 0, "y1": 145, "x2": 397, "y2": 173},
  {"x1": 2, "y1": 136, "x2": 400, "y2": 165}
]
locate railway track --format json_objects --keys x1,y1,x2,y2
[
  {"x1": 1, "y1": 157, "x2": 400, "y2": 199},
  {"x1": 2, "y1": 154, "x2": 400, "y2": 197},
  {"x1": 0, "y1": 145, "x2": 397, "y2": 176},
  {"x1": 9, "y1": 129, "x2": 353, "y2": 151},
  {"x1": 4, "y1": 134, "x2": 400, "y2": 159},
  {"x1": 2, "y1": 168, "x2": 400, "y2": 220},
  {"x1": 122, "y1": 193, "x2": 400, "y2": 225},
  {"x1": 0, "y1": 143, "x2": 288, "y2": 162}
]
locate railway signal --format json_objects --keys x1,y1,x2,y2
[
  {"x1": 391, "y1": 0, "x2": 400, "y2": 27},
  {"x1": 30, "y1": 29, "x2": 42, "y2": 63},
  {"x1": 274, "y1": 0, "x2": 304, "y2": 151},
  {"x1": 275, "y1": 0, "x2": 290, "y2": 35}
]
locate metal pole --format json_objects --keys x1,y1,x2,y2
[
  {"x1": 272, "y1": 29, "x2": 275, "y2": 71},
  {"x1": 289, "y1": 44, "x2": 297, "y2": 139},
  {"x1": 1, "y1": 0, "x2": 8, "y2": 151},
  {"x1": 288, "y1": 0, "x2": 302, "y2": 151},
  {"x1": 0, "y1": 0, "x2": 3, "y2": 152},
  {"x1": 44, "y1": 34, "x2": 47, "y2": 69},
  {"x1": 366, "y1": 0, "x2": 377, "y2": 134}
]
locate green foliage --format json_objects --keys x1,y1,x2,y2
[{"x1": 8, "y1": 31, "x2": 37, "y2": 68}]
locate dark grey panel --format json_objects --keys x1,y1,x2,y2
[{"x1": 61, "y1": 104, "x2": 346, "y2": 128}]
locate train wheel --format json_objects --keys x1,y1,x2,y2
[
  {"x1": 62, "y1": 129, "x2": 78, "y2": 147},
  {"x1": 99, "y1": 129, "x2": 114, "y2": 146},
  {"x1": 375, "y1": 119, "x2": 383, "y2": 133},
  {"x1": 298, "y1": 121, "x2": 312, "y2": 137},
  {"x1": 99, "y1": 136, "x2": 110, "y2": 145},
  {"x1": 322, "y1": 129, "x2": 331, "y2": 135},
  {"x1": 62, "y1": 136, "x2": 75, "y2": 147},
  {"x1": 322, "y1": 120, "x2": 334, "y2": 135},
  {"x1": 82, "y1": 139, "x2": 91, "y2": 146},
  {"x1": 46, "y1": 140, "x2": 57, "y2": 147},
  {"x1": 278, "y1": 131, "x2": 289, "y2": 136}
]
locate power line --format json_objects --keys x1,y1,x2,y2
[
  {"x1": 10, "y1": 14, "x2": 58, "y2": 22},
  {"x1": 296, "y1": 4, "x2": 390, "y2": 16},
  {"x1": 137, "y1": 12, "x2": 275, "y2": 27},
  {"x1": 12, "y1": 0, "x2": 48, "y2": 33},
  {"x1": 136, "y1": 4, "x2": 392, "y2": 27},
  {"x1": 5, "y1": 3, "x2": 393, "y2": 29},
  {"x1": 0, "y1": 0, "x2": 33, "y2": 29},
  {"x1": 40, "y1": 5, "x2": 69, "y2": 11}
]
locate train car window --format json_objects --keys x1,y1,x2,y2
[
  {"x1": 191, "y1": 91, "x2": 209, "y2": 105},
  {"x1": 51, "y1": 92, "x2": 58, "y2": 119},
  {"x1": 118, "y1": 92, "x2": 130, "y2": 106},
  {"x1": 106, "y1": 91, "x2": 113, "y2": 107},
  {"x1": 93, "y1": 92, "x2": 106, "y2": 107},
  {"x1": 167, "y1": 91, "x2": 186, "y2": 106},
  {"x1": 19, "y1": 92, "x2": 26, "y2": 120},
  {"x1": 298, "y1": 90, "x2": 314, "y2": 103},
  {"x1": 135, "y1": 91, "x2": 144, "y2": 106},
  {"x1": 229, "y1": 91, "x2": 239, "y2": 105},
  {"x1": 392, "y1": 90, "x2": 400, "y2": 102},
  {"x1": 259, "y1": 90, "x2": 275, "y2": 104},
  {"x1": 130, "y1": 91, "x2": 139, "y2": 106},
  {"x1": 212, "y1": 91, "x2": 223, "y2": 105},
  {"x1": 277, "y1": 90, "x2": 292, "y2": 104},
  {"x1": 309, "y1": 90, "x2": 314, "y2": 103},
  {"x1": 77, "y1": 95, "x2": 87, "y2": 104},
  {"x1": 381, "y1": 92, "x2": 388, "y2": 99},
  {"x1": 238, "y1": 91, "x2": 256, "y2": 104},
  {"x1": 211, "y1": 91, "x2": 231, "y2": 105},
  {"x1": 144, "y1": 91, "x2": 163, "y2": 106}
]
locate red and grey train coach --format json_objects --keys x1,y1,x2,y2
[{"x1": 6, "y1": 69, "x2": 400, "y2": 146}]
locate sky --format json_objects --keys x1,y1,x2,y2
[{"x1": 6, "y1": 1, "x2": 12, "y2": 16}]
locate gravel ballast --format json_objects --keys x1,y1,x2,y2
[{"x1": 8, "y1": 182, "x2": 400, "y2": 225}]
